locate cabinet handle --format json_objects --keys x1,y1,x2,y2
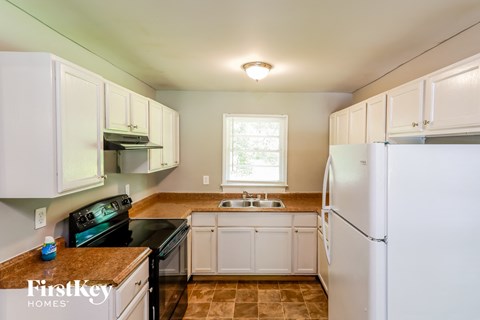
[
  {"x1": 135, "y1": 280, "x2": 142, "y2": 286},
  {"x1": 98, "y1": 175, "x2": 107, "y2": 180},
  {"x1": 132, "y1": 124, "x2": 138, "y2": 129},
  {"x1": 423, "y1": 120, "x2": 430, "y2": 126},
  {"x1": 411, "y1": 122, "x2": 419, "y2": 127}
]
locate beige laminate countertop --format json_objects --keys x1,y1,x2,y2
[
  {"x1": 130, "y1": 192, "x2": 324, "y2": 219},
  {"x1": 0, "y1": 238, "x2": 151, "y2": 289}
]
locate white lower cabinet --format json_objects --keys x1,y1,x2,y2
[
  {"x1": 191, "y1": 212, "x2": 317, "y2": 275},
  {"x1": 293, "y1": 228, "x2": 317, "y2": 274},
  {"x1": 191, "y1": 227, "x2": 216, "y2": 274},
  {"x1": 255, "y1": 228, "x2": 292, "y2": 274},
  {"x1": 0, "y1": 259, "x2": 149, "y2": 320},
  {"x1": 218, "y1": 228, "x2": 255, "y2": 274}
]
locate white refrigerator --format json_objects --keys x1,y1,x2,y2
[{"x1": 321, "y1": 143, "x2": 480, "y2": 320}]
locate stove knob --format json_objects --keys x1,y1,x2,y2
[
  {"x1": 78, "y1": 216, "x2": 87, "y2": 224},
  {"x1": 86, "y1": 212, "x2": 95, "y2": 220},
  {"x1": 121, "y1": 198, "x2": 132, "y2": 205}
]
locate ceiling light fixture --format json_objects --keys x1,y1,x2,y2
[{"x1": 242, "y1": 61, "x2": 273, "y2": 81}]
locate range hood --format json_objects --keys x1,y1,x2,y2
[{"x1": 104, "y1": 132, "x2": 163, "y2": 150}]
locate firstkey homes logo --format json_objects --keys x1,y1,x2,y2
[{"x1": 26, "y1": 279, "x2": 112, "y2": 308}]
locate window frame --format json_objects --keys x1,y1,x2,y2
[{"x1": 222, "y1": 113, "x2": 288, "y2": 191}]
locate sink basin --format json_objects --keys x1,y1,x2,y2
[{"x1": 218, "y1": 199, "x2": 285, "y2": 208}]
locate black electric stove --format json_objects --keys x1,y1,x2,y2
[{"x1": 68, "y1": 194, "x2": 189, "y2": 320}]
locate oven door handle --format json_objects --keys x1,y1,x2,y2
[{"x1": 158, "y1": 226, "x2": 190, "y2": 260}]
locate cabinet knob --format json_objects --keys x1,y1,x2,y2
[
  {"x1": 98, "y1": 175, "x2": 107, "y2": 180},
  {"x1": 295, "y1": 230, "x2": 299, "y2": 233},
  {"x1": 411, "y1": 122, "x2": 419, "y2": 127},
  {"x1": 135, "y1": 280, "x2": 142, "y2": 286},
  {"x1": 132, "y1": 124, "x2": 138, "y2": 129},
  {"x1": 423, "y1": 120, "x2": 430, "y2": 126},
  {"x1": 211, "y1": 229, "x2": 214, "y2": 232}
]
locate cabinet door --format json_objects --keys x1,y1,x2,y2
[
  {"x1": 130, "y1": 93, "x2": 149, "y2": 134},
  {"x1": 335, "y1": 108, "x2": 349, "y2": 145},
  {"x1": 191, "y1": 227, "x2": 216, "y2": 274},
  {"x1": 329, "y1": 113, "x2": 336, "y2": 145},
  {"x1": 218, "y1": 227, "x2": 255, "y2": 274},
  {"x1": 366, "y1": 94, "x2": 387, "y2": 143},
  {"x1": 425, "y1": 59, "x2": 480, "y2": 132},
  {"x1": 162, "y1": 106, "x2": 179, "y2": 168},
  {"x1": 118, "y1": 284, "x2": 149, "y2": 320},
  {"x1": 148, "y1": 101, "x2": 163, "y2": 172},
  {"x1": 255, "y1": 228, "x2": 292, "y2": 274},
  {"x1": 348, "y1": 102, "x2": 367, "y2": 144},
  {"x1": 105, "y1": 82, "x2": 130, "y2": 132},
  {"x1": 293, "y1": 228, "x2": 317, "y2": 274},
  {"x1": 318, "y1": 229, "x2": 329, "y2": 293},
  {"x1": 387, "y1": 79, "x2": 425, "y2": 135},
  {"x1": 187, "y1": 216, "x2": 192, "y2": 280},
  {"x1": 55, "y1": 62, "x2": 104, "y2": 193}
]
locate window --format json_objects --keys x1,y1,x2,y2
[{"x1": 222, "y1": 114, "x2": 288, "y2": 189}]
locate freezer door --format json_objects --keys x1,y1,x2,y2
[
  {"x1": 387, "y1": 144, "x2": 480, "y2": 319},
  {"x1": 329, "y1": 212, "x2": 386, "y2": 320},
  {"x1": 330, "y1": 144, "x2": 387, "y2": 239}
]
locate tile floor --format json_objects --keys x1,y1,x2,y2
[{"x1": 183, "y1": 280, "x2": 328, "y2": 319}]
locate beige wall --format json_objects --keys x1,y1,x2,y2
[
  {"x1": 353, "y1": 23, "x2": 480, "y2": 102},
  {"x1": 155, "y1": 91, "x2": 352, "y2": 192},
  {"x1": 0, "y1": 1, "x2": 161, "y2": 262}
]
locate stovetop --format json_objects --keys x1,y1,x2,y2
[
  {"x1": 68, "y1": 194, "x2": 187, "y2": 251},
  {"x1": 82, "y1": 218, "x2": 187, "y2": 250}
]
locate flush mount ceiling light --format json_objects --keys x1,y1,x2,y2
[{"x1": 242, "y1": 61, "x2": 273, "y2": 81}]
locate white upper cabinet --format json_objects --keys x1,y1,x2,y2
[
  {"x1": 148, "y1": 100, "x2": 164, "y2": 172},
  {"x1": 387, "y1": 78, "x2": 425, "y2": 136},
  {"x1": 366, "y1": 93, "x2": 387, "y2": 143},
  {"x1": 130, "y1": 93, "x2": 149, "y2": 134},
  {"x1": 0, "y1": 52, "x2": 104, "y2": 198},
  {"x1": 329, "y1": 113, "x2": 336, "y2": 145},
  {"x1": 348, "y1": 102, "x2": 367, "y2": 144},
  {"x1": 118, "y1": 100, "x2": 179, "y2": 173},
  {"x1": 162, "y1": 106, "x2": 180, "y2": 168},
  {"x1": 56, "y1": 62, "x2": 105, "y2": 193},
  {"x1": 105, "y1": 82, "x2": 149, "y2": 135},
  {"x1": 424, "y1": 57, "x2": 480, "y2": 134},
  {"x1": 334, "y1": 108, "x2": 350, "y2": 145}
]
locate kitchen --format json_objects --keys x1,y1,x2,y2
[{"x1": 2, "y1": 1, "x2": 480, "y2": 319}]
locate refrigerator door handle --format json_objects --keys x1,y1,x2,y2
[
  {"x1": 321, "y1": 154, "x2": 332, "y2": 265},
  {"x1": 322, "y1": 154, "x2": 332, "y2": 210}
]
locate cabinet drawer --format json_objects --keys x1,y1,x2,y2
[
  {"x1": 293, "y1": 213, "x2": 317, "y2": 227},
  {"x1": 217, "y1": 213, "x2": 291, "y2": 227},
  {"x1": 191, "y1": 213, "x2": 216, "y2": 226},
  {"x1": 116, "y1": 259, "x2": 149, "y2": 318}
]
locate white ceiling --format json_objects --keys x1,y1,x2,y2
[{"x1": 8, "y1": 0, "x2": 480, "y2": 93}]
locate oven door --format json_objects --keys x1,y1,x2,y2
[{"x1": 152, "y1": 227, "x2": 189, "y2": 320}]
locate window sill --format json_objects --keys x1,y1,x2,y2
[{"x1": 221, "y1": 184, "x2": 288, "y2": 193}]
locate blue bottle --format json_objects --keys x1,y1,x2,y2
[{"x1": 41, "y1": 236, "x2": 57, "y2": 261}]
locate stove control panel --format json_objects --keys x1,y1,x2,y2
[{"x1": 69, "y1": 194, "x2": 132, "y2": 233}]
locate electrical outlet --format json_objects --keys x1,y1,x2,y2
[
  {"x1": 35, "y1": 207, "x2": 47, "y2": 230},
  {"x1": 125, "y1": 184, "x2": 130, "y2": 195},
  {"x1": 203, "y1": 176, "x2": 209, "y2": 185}
]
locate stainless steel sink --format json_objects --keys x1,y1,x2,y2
[{"x1": 218, "y1": 199, "x2": 285, "y2": 208}]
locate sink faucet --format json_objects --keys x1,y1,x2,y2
[{"x1": 242, "y1": 191, "x2": 254, "y2": 199}]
